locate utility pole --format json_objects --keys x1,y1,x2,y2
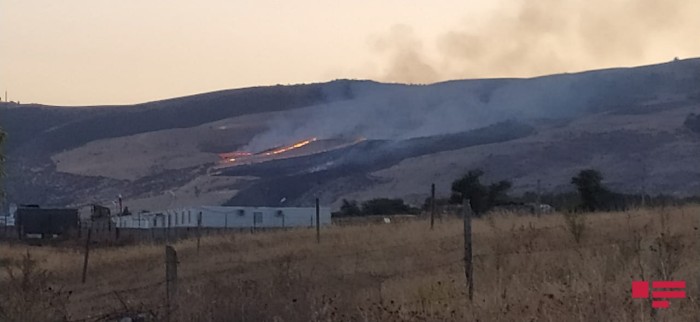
[
  {"x1": 430, "y1": 183, "x2": 436, "y2": 230},
  {"x1": 196, "y1": 212, "x2": 202, "y2": 254},
  {"x1": 536, "y1": 179, "x2": 542, "y2": 217},
  {"x1": 641, "y1": 160, "x2": 648, "y2": 208}
]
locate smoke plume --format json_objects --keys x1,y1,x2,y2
[
  {"x1": 371, "y1": 0, "x2": 700, "y2": 83},
  {"x1": 243, "y1": 0, "x2": 700, "y2": 152}
]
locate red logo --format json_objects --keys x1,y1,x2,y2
[{"x1": 632, "y1": 281, "x2": 686, "y2": 309}]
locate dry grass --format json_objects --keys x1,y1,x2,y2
[{"x1": 1, "y1": 205, "x2": 699, "y2": 321}]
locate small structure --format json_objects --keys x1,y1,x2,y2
[
  {"x1": 76, "y1": 204, "x2": 112, "y2": 222},
  {"x1": 16, "y1": 205, "x2": 79, "y2": 238},
  {"x1": 1, "y1": 204, "x2": 17, "y2": 227},
  {"x1": 92, "y1": 204, "x2": 111, "y2": 219},
  {"x1": 113, "y1": 206, "x2": 332, "y2": 229}
]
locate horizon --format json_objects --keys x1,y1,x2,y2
[
  {"x1": 2, "y1": 56, "x2": 696, "y2": 108},
  {"x1": 2, "y1": 0, "x2": 700, "y2": 106}
]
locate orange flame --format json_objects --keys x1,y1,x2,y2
[
  {"x1": 263, "y1": 137, "x2": 317, "y2": 156},
  {"x1": 219, "y1": 151, "x2": 252, "y2": 161},
  {"x1": 218, "y1": 138, "x2": 318, "y2": 164}
]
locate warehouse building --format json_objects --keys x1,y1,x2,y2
[{"x1": 112, "y1": 205, "x2": 331, "y2": 229}]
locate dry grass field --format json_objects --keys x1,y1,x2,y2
[{"x1": 1, "y1": 205, "x2": 700, "y2": 321}]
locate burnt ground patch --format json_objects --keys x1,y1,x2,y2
[{"x1": 223, "y1": 121, "x2": 535, "y2": 206}]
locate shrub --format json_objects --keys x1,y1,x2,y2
[
  {"x1": 562, "y1": 212, "x2": 586, "y2": 244},
  {"x1": 684, "y1": 113, "x2": 700, "y2": 133},
  {"x1": 361, "y1": 198, "x2": 412, "y2": 215},
  {"x1": 333, "y1": 198, "x2": 418, "y2": 217},
  {"x1": 450, "y1": 169, "x2": 512, "y2": 215},
  {"x1": 0, "y1": 252, "x2": 69, "y2": 321},
  {"x1": 337, "y1": 199, "x2": 362, "y2": 217}
]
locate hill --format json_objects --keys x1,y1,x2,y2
[{"x1": 1, "y1": 58, "x2": 699, "y2": 210}]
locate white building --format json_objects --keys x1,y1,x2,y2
[
  {"x1": 112, "y1": 206, "x2": 332, "y2": 229},
  {"x1": 1, "y1": 204, "x2": 17, "y2": 226}
]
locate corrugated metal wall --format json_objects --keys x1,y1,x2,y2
[{"x1": 113, "y1": 206, "x2": 332, "y2": 229}]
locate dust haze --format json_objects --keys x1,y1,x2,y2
[{"x1": 371, "y1": 0, "x2": 700, "y2": 84}]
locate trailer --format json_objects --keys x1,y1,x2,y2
[{"x1": 16, "y1": 206, "x2": 79, "y2": 239}]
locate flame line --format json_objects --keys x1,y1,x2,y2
[{"x1": 262, "y1": 138, "x2": 317, "y2": 156}]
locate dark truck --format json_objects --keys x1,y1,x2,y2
[{"x1": 16, "y1": 206, "x2": 79, "y2": 239}]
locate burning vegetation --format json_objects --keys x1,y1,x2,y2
[
  {"x1": 261, "y1": 137, "x2": 317, "y2": 156},
  {"x1": 215, "y1": 137, "x2": 368, "y2": 170},
  {"x1": 218, "y1": 151, "x2": 253, "y2": 162},
  {"x1": 217, "y1": 137, "x2": 320, "y2": 167}
]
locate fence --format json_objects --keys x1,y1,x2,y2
[
  {"x1": 0, "y1": 204, "x2": 333, "y2": 245},
  {"x1": 2, "y1": 186, "x2": 683, "y2": 321},
  {"x1": 62, "y1": 222, "x2": 649, "y2": 321}
]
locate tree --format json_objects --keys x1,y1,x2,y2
[
  {"x1": 450, "y1": 169, "x2": 512, "y2": 215},
  {"x1": 571, "y1": 169, "x2": 609, "y2": 211},
  {"x1": 338, "y1": 199, "x2": 361, "y2": 217},
  {"x1": 487, "y1": 180, "x2": 512, "y2": 207},
  {"x1": 421, "y1": 197, "x2": 449, "y2": 211},
  {"x1": 450, "y1": 170, "x2": 487, "y2": 213},
  {"x1": 684, "y1": 113, "x2": 700, "y2": 134},
  {"x1": 361, "y1": 198, "x2": 411, "y2": 216},
  {"x1": 334, "y1": 198, "x2": 418, "y2": 217}
]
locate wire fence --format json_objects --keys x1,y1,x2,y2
[
  {"x1": 3, "y1": 207, "x2": 690, "y2": 322},
  {"x1": 54, "y1": 224, "x2": 662, "y2": 322}
]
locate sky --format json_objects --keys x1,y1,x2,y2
[{"x1": 1, "y1": 0, "x2": 699, "y2": 106}]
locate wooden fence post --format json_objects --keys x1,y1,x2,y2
[
  {"x1": 196, "y1": 212, "x2": 202, "y2": 255},
  {"x1": 81, "y1": 227, "x2": 92, "y2": 284},
  {"x1": 316, "y1": 198, "x2": 320, "y2": 244},
  {"x1": 167, "y1": 214, "x2": 171, "y2": 244},
  {"x1": 536, "y1": 179, "x2": 542, "y2": 217},
  {"x1": 165, "y1": 245, "x2": 178, "y2": 322},
  {"x1": 161, "y1": 216, "x2": 166, "y2": 242},
  {"x1": 17, "y1": 216, "x2": 22, "y2": 240},
  {"x1": 115, "y1": 218, "x2": 120, "y2": 241},
  {"x1": 252, "y1": 213, "x2": 256, "y2": 233},
  {"x1": 430, "y1": 183, "x2": 436, "y2": 230},
  {"x1": 462, "y1": 198, "x2": 474, "y2": 302},
  {"x1": 3, "y1": 215, "x2": 8, "y2": 238}
]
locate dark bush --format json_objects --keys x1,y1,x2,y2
[
  {"x1": 450, "y1": 169, "x2": 512, "y2": 215},
  {"x1": 337, "y1": 199, "x2": 362, "y2": 217},
  {"x1": 361, "y1": 198, "x2": 412, "y2": 215},
  {"x1": 333, "y1": 198, "x2": 418, "y2": 217},
  {"x1": 684, "y1": 113, "x2": 700, "y2": 133}
]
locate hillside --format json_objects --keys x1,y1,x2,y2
[{"x1": 1, "y1": 58, "x2": 699, "y2": 210}]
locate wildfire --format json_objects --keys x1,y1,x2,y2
[
  {"x1": 219, "y1": 151, "x2": 252, "y2": 162},
  {"x1": 220, "y1": 151, "x2": 252, "y2": 158},
  {"x1": 262, "y1": 138, "x2": 317, "y2": 156},
  {"x1": 218, "y1": 138, "x2": 318, "y2": 164}
]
